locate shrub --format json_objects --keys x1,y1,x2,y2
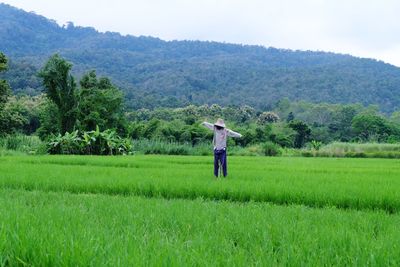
[
  {"x1": 229, "y1": 144, "x2": 263, "y2": 156},
  {"x1": 345, "y1": 152, "x2": 367, "y2": 158},
  {"x1": 0, "y1": 134, "x2": 44, "y2": 154},
  {"x1": 257, "y1": 112, "x2": 280, "y2": 124},
  {"x1": 310, "y1": 140, "x2": 322, "y2": 151},
  {"x1": 47, "y1": 127, "x2": 132, "y2": 155},
  {"x1": 48, "y1": 131, "x2": 81, "y2": 155},
  {"x1": 263, "y1": 141, "x2": 282, "y2": 156},
  {"x1": 301, "y1": 150, "x2": 314, "y2": 157},
  {"x1": 365, "y1": 152, "x2": 400, "y2": 159},
  {"x1": 191, "y1": 143, "x2": 212, "y2": 156}
]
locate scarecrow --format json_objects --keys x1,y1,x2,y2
[{"x1": 202, "y1": 118, "x2": 242, "y2": 177}]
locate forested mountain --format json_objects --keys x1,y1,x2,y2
[{"x1": 1, "y1": 3, "x2": 400, "y2": 112}]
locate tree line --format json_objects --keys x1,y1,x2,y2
[{"x1": 1, "y1": 52, "x2": 400, "y2": 154}]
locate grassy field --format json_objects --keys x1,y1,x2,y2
[{"x1": 1, "y1": 155, "x2": 400, "y2": 265}]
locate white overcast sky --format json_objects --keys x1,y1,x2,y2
[{"x1": 2, "y1": 0, "x2": 400, "y2": 66}]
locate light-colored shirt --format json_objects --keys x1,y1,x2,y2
[{"x1": 201, "y1": 122, "x2": 242, "y2": 150}]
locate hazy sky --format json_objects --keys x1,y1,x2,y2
[{"x1": 2, "y1": 0, "x2": 400, "y2": 66}]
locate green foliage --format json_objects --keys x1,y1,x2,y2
[
  {"x1": 128, "y1": 119, "x2": 212, "y2": 145},
  {"x1": 37, "y1": 55, "x2": 127, "y2": 139},
  {"x1": 36, "y1": 98, "x2": 60, "y2": 139},
  {"x1": 263, "y1": 141, "x2": 282, "y2": 156},
  {"x1": 1, "y1": 6, "x2": 400, "y2": 157},
  {"x1": 0, "y1": 52, "x2": 10, "y2": 107},
  {"x1": 132, "y1": 139, "x2": 192, "y2": 155},
  {"x1": 257, "y1": 111, "x2": 279, "y2": 124},
  {"x1": 0, "y1": 58, "x2": 43, "y2": 96},
  {"x1": 0, "y1": 96, "x2": 34, "y2": 137},
  {"x1": 3, "y1": 48, "x2": 400, "y2": 153},
  {"x1": 76, "y1": 70, "x2": 125, "y2": 132},
  {"x1": 47, "y1": 127, "x2": 132, "y2": 155},
  {"x1": 0, "y1": 52, "x2": 7, "y2": 72},
  {"x1": 0, "y1": 53, "x2": 10, "y2": 110},
  {"x1": 301, "y1": 142, "x2": 400, "y2": 158},
  {"x1": 124, "y1": 101, "x2": 399, "y2": 150},
  {"x1": 48, "y1": 130, "x2": 81, "y2": 155},
  {"x1": 0, "y1": 52, "x2": 12, "y2": 135},
  {"x1": 0, "y1": 134, "x2": 45, "y2": 154},
  {"x1": 351, "y1": 113, "x2": 394, "y2": 142},
  {"x1": 3, "y1": 95, "x2": 43, "y2": 134},
  {"x1": 310, "y1": 140, "x2": 322, "y2": 151},
  {"x1": 0, "y1": 95, "x2": 393, "y2": 153},
  {"x1": 288, "y1": 120, "x2": 311, "y2": 148},
  {"x1": 123, "y1": 139, "x2": 264, "y2": 156},
  {"x1": 328, "y1": 105, "x2": 360, "y2": 141},
  {"x1": 391, "y1": 110, "x2": 400, "y2": 124},
  {"x1": 3, "y1": 4, "x2": 400, "y2": 112},
  {"x1": 269, "y1": 122, "x2": 295, "y2": 147},
  {"x1": 286, "y1": 111, "x2": 294, "y2": 122},
  {"x1": 38, "y1": 54, "x2": 77, "y2": 134}
]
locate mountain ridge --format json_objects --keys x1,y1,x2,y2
[{"x1": 0, "y1": 3, "x2": 399, "y2": 112}]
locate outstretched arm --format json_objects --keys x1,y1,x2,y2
[
  {"x1": 227, "y1": 129, "x2": 242, "y2": 138},
  {"x1": 201, "y1": 122, "x2": 214, "y2": 131}
]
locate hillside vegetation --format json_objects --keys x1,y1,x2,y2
[{"x1": 1, "y1": 3, "x2": 400, "y2": 111}]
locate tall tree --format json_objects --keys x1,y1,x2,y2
[
  {"x1": 328, "y1": 105, "x2": 359, "y2": 141},
  {"x1": 0, "y1": 52, "x2": 10, "y2": 108},
  {"x1": 0, "y1": 52, "x2": 11, "y2": 135},
  {"x1": 76, "y1": 70, "x2": 124, "y2": 131},
  {"x1": 39, "y1": 54, "x2": 77, "y2": 134},
  {"x1": 289, "y1": 120, "x2": 311, "y2": 148},
  {"x1": 257, "y1": 111, "x2": 280, "y2": 124},
  {"x1": 286, "y1": 112, "x2": 294, "y2": 122},
  {"x1": 351, "y1": 113, "x2": 392, "y2": 142}
]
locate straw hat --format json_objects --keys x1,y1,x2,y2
[{"x1": 214, "y1": 118, "x2": 226, "y2": 128}]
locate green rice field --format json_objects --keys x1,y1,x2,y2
[{"x1": 1, "y1": 155, "x2": 400, "y2": 266}]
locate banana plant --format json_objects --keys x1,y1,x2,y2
[
  {"x1": 310, "y1": 140, "x2": 322, "y2": 151},
  {"x1": 48, "y1": 134, "x2": 64, "y2": 154},
  {"x1": 81, "y1": 131, "x2": 96, "y2": 154},
  {"x1": 47, "y1": 125, "x2": 133, "y2": 155},
  {"x1": 101, "y1": 129, "x2": 119, "y2": 155},
  {"x1": 61, "y1": 130, "x2": 81, "y2": 154}
]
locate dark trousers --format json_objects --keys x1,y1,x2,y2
[{"x1": 214, "y1": 148, "x2": 227, "y2": 177}]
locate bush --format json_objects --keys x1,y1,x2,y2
[
  {"x1": 310, "y1": 140, "x2": 322, "y2": 151},
  {"x1": 47, "y1": 127, "x2": 132, "y2": 155},
  {"x1": 257, "y1": 112, "x2": 280, "y2": 124},
  {"x1": 0, "y1": 134, "x2": 45, "y2": 154},
  {"x1": 48, "y1": 131, "x2": 81, "y2": 155},
  {"x1": 365, "y1": 152, "x2": 400, "y2": 159},
  {"x1": 263, "y1": 141, "x2": 282, "y2": 156},
  {"x1": 301, "y1": 150, "x2": 314, "y2": 157},
  {"x1": 345, "y1": 152, "x2": 367, "y2": 158},
  {"x1": 191, "y1": 143, "x2": 213, "y2": 156},
  {"x1": 320, "y1": 142, "x2": 400, "y2": 153}
]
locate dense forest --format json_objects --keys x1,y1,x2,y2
[
  {"x1": 1, "y1": 51, "x2": 400, "y2": 157},
  {"x1": 1, "y1": 3, "x2": 400, "y2": 112}
]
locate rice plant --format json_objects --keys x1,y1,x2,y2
[
  {"x1": 0, "y1": 189, "x2": 399, "y2": 266},
  {"x1": 1, "y1": 155, "x2": 400, "y2": 212}
]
